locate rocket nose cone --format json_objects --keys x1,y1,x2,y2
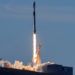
[{"x1": 33, "y1": 1, "x2": 35, "y2": 7}]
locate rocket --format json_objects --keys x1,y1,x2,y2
[
  {"x1": 33, "y1": 1, "x2": 36, "y2": 33},
  {"x1": 32, "y1": 1, "x2": 41, "y2": 65},
  {"x1": 32, "y1": 1, "x2": 37, "y2": 65}
]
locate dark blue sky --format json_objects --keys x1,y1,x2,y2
[{"x1": 0, "y1": 0, "x2": 75, "y2": 73}]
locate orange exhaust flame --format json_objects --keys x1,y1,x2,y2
[
  {"x1": 32, "y1": 33, "x2": 37, "y2": 65},
  {"x1": 32, "y1": 33, "x2": 41, "y2": 66}
]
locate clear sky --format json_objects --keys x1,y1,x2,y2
[{"x1": 0, "y1": 0, "x2": 75, "y2": 74}]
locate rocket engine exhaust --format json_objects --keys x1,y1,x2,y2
[{"x1": 33, "y1": 33, "x2": 37, "y2": 64}]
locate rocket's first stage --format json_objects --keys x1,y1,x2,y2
[
  {"x1": 32, "y1": 1, "x2": 41, "y2": 66},
  {"x1": 33, "y1": 1, "x2": 36, "y2": 33}
]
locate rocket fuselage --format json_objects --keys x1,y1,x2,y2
[{"x1": 33, "y1": 1, "x2": 36, "y2": 33}]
